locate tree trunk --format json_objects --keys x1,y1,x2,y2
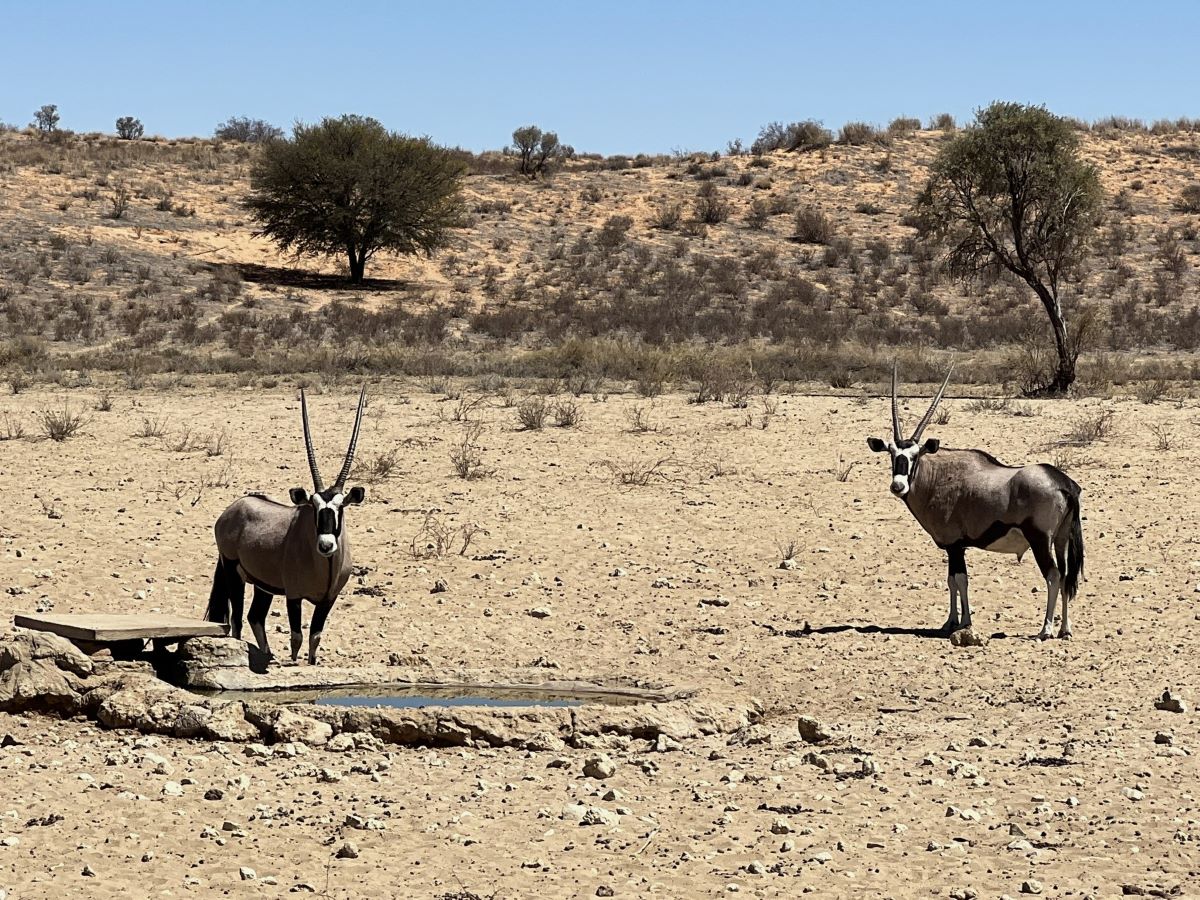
[
  {"x1": 1031, "y1": 281, "x2": 1075, "y2": 395},
  {"x1": 347, "y1": 249, "x2": 366, "y2": 283}
]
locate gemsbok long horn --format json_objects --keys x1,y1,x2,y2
[
  {"x1": 334, "y1": 386, "x2": 367, "y2": 491},
  {"x1": 300, "y1": 389, "x2": 325, "y2": 492},
  {"x1": 890, "y1": 363, "x2": 902, "y2": 444},
  {"x1": 911, "y1": 365, "x2": 955, "y2": 443}
]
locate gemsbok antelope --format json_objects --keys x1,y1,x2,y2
[
  {"x1": 866, "y1": 365, "x2": 1084, "y2": 639},
  {"x1": 206, "y1": 387, "x2": 367, "y2": 664}
]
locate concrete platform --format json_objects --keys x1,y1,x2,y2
[{"x1": 14, "y1": 613, "x2": 225, "y2": 644}]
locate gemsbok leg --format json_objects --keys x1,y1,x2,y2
[{"x1": 247, "y1": 587, "x2": 274, "y2": 658}]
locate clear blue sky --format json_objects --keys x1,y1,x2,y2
[{"x1": 3, "y1": 0, "x2": 1196, "y2": 155}]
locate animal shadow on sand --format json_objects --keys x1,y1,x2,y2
[{"x1": 758, "y1": 622, "x2": 1011, "y2": 641}]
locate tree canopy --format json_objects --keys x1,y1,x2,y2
[
  {"x1": 244, "y1": 115, "x2": 465, "y2": 283},
  {"x1": 914, "y1": 101, "x2": 1103, "y2": 394}
]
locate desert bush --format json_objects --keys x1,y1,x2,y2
[
  {"x1": 601, "y1": 456, "x2": 679, "y2": 487},
  {"x1": 1064, "y1": 409, "x2": 1114, "y2": 445},
  {"x1": 650, "y1": 201, "x2": 683, "y2": 230},
  {"x1": 1175, "y1": 184, "x2": 1200, "y2": 213},
  {"x1": 115, "y1": 116, "x2": 144, "y2": 140},
  {"x1": 793, "y1": 206, "x2": 833, "y2": 244},
  {"x1": 694, "y1": 182, "x2": 730, "y2": 224},
  {"x1": 552, "y1": 400, "x2": 583, "y2": 427},
  {"x1": 597, "y1": 215, "x2": 633, "y2": 251},
  {"x1": 888, "y1": 116, "x2": 921, "y2": 135},
  {"x1": 1136, "y1": 378, "x2": 1171, "y2": 404},
  {"x1": 0, "y1": 410, "x2": 27, "y2": 441},
  {"x1": 449, "y1": 422, "x2": 487, "y2": 478},
  {"x1": 625, "y1": 403, "x2": 660, "y2": 433},
  {"x1": 745, "y1": 198, "x2": 769, "y2": 230},
  {"x1": 107, "y1": 183, "x2": 131, "y2": 219},
  {"x1": 214, "y1": 116, "x2": 283, "y2": 142},
  {"x1": 750, "y1": 120, "x2": 832, "y2": 155},
  {"x1": 516, "y1": 396, "x2": 548, "y2": 430},
  {"x1": 854, "y1": 200, "x2": 885, "y2": 215},
  {"x1": 135, "y1": 415, "x2": 169, "y2": 438},
  {"x1": 40, "y1": 404, "x2": 88, "y2": 441},
  {"x1": 839, "y1": 122, "x2": 888, "y2": 145},
  {"x1": 930, "y1": 113, "x2": 956, "y2": 130},
  {"x1": 1148, "y1": 422, "x2": 1175, "y2": 451}
]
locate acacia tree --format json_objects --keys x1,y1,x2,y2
[
  {"x1": 244, "y1": 115, "x2": 465, "y2": 283},
  {"x1": 511, "y1": 125, "x2": 568, "y2": 177},
  {"x1": 913, "y1": 102, "x2": 1102, "y2": 394},
  {"x1": 31, "y1": 104, "x2": 59, "y2": 136}
]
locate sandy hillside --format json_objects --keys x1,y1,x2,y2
[
  {"x1": 1, "y1": 127, "x2": 1198, "y2": 387},
  {"x1": 1, "y1": 380, "x2": 1199, "y2": 897}
]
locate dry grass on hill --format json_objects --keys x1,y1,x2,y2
[{"x1": 0, "y1": 124, "x2": 1199, "y2": 392}]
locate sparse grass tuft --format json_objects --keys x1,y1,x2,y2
[
  {"x1": 40, "y1": 404, "x2": 89, "y2": 442},
  {"x1": 1064, "y1": 409, "x2": 1114, "y2": 446}
]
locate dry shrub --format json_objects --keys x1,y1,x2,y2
[
  {"x1": 1064, "y1": 409, "x2": 1114, "y2": 445},
  {"x1": 793, "y1": 206, "x2": 833, "y2": 244},
  {"x1": 517, "y1": 397, "x2": 548, "y2": 430},
  {"x1": 449, "y1": 422, "x2": 487, "y2": 479},
  {"x1": 552, "y1": 400, "x2": 583, "y2": 428},
  {"x1": 40, "y1": 404, "x2": 89, "y2": 441}
]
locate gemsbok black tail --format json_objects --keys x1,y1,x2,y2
[
  {"x1": 1062, "y1": 492, "x2": 1084, "y2": 602},
  {"x1": 205, "y1": 557, "x2": 238, "y2": 625}
]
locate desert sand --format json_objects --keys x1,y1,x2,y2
[{"x1": 1, "y1": 380, "x2": 1198, "y2": 898}]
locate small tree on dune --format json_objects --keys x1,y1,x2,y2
[
  {"x1": 511, "y1": 125, "x2": 568, "y2": 177},
  {"x1": 244, "y1": 114, "x2": 466, "y2": 283},
  {"x1": 31, "y1": 104, "x2": 59, "y2": 136},
  {"x1": 115, "y1": 116, "x2": 144, "y2": 140},
  {"x1": 913, "y1": 102, "x2": 1103, "y2": 394}
]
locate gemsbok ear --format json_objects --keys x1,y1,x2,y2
[
  {"x1": 922, "y1": 438, "x2": 940, "y2": 454},
  {"x1": 289, "y1": 487, "x2": 310, "y2": 505},
  {"x1": 866, "y1": 437, "x2": 888, "y2": 453},
  {"x1": 344, "y1": 486, "x2": 366, "y2": 505}
]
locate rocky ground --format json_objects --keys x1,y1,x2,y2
[{"x1": 2, "y1": 381, "x2": 1200, "y2": 898}]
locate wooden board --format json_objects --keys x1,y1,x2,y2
[{"x1": 13, "y1": 613, "x2": 225, "y2": 643}]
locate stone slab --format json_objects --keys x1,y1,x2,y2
[{"x1": 14, "y1": 613, "x2": 225, "y2": 643}]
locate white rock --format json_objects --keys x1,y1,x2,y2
[{"x1": 239, "y1": 866, "x2": 256, "y2": 881}]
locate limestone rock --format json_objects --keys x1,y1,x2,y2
[
  {"x1": 949, "y1": 628, "x2": 988, "y2": 648},
  {"x1": 797, "y1": 715, "x2": 831, "y2": 744},
  {"x1": 270, "y1": 710, "x2": 331, "y2": 748},
  {"x1": 583, "y1": 754, "x2": 617, "y2": 780},
  {"x1": 178, "y1": 637, "x2": 249, "y2": 668},
  {"x1": 0, "y1": 630, "x2": 94, "y2": 713}
]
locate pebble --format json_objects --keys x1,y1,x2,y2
[
  {"x1": 596, "y1": 887, "x2": 614, "y2": 897},
  {"x1": 204, "y1": 788, "x2": 224, "y2": 801},
  {"x1": 82, "y1": 865, "x2": 95, "y2": 877},
  {"x1": 335, "y1": 841, "x2": 359, "y2": 860},
  {"x1": 240, "y1": 866, "x2": 257, "y2": 881},
  {"x1": 770, "y1": 818, "x2": 793, "y2": 835},
  {"x1": 161, "y1": 782, "x2": 183, "y2": 797},
  {"x1": 528, "y1": 607, "x2": 552, "y2": 619},
  {"x1": 1020, "y1": 879, "x2": 1043, "y2": 895}
]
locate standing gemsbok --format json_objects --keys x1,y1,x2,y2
[
  {"x1": 866, "y1": 365, "x2": 1084, "y2": 639},
  {"x1": 206, "y1": 387, "x2": 367, "y2": 664}
]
